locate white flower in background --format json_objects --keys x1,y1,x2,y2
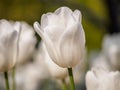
[
  {"x1": 34, "y1": 6, "x2": 85, "y2": 68},
  {"x1": 107, "y1": 45, "x2": 120, "y2": 70},
  {"x1": 15, "y1": 63, "x2": 43, "y2": 90},
  {"x1": 89, "y1": 51, "x2": 110, "y2": 70},
  {"x1": 36, "y1": 42, "x2": 67, "y2": 79},
  {"x1": 86, "y1": 68, "x2": 120, "y2": 90},
  {"x1": 0, "y1": 19, "x2": 20, "y2": 72},
  {"x1": 17, "y1": 22, "x2": 37, "y2": 65},
  {"x1": 102, "y1": 33, "x2": 120, "y2": 70}
]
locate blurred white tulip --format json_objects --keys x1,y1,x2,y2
[
  {"x1": 15, "y1": 63, "x2": 44, "y2": 90},
  {"x1": 89, "y1": 52, "x2": 110, "y2": 70},
  {"x1": 0, "y1": 19, "x2": 20, "y2": 72},
  {"x1": 17, "y1": 22, "x2": 37, "y2": 65},
  {"x1": 102, "y1": 33, "x2": 120, "y2": 70},
  {"x1": 86, "y1": 68, "x2": 120, "y2": 90},
  {"x1": 34, "y1": 6, "x2": 85, "y2": 68}
]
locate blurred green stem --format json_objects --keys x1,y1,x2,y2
[
  {"x1": 12, "y1": 67, "x2": 16, "y2": 90},
  {"x1": 62, "y1": 79, "x2": 67, "y2": 90},
  {"x1": 4, "y1": 72, "x2": 10, "y2": 90},
  {"x1": 68, "y1": 68, "x2": 75, "y2": 90}
]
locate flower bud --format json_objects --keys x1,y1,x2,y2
[
  {"x1": 86, "y1": 68, "x2": 120, "y2": 90},
  {"x1": 34, "y1": 6, "x2": 85, "y2": 68},
  {"x1": 0, "y1": 19, "x2": 20, "y2": 72}
]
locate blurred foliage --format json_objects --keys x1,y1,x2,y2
[
  {"x1": 0, "y1": 0, "x2": 109, "y2": 51},
  {"x1": 37, "y1": 79, "x2": 60, "y2": 90}
]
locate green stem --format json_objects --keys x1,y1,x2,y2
[
  {"x1": 12, "y1": 67, "x2": 16, "y2": 90},
  {"x1": 68, "y1": 68, "x2": 75, "y2": 90},
  {"x1": 62, "y1": 79, "x2": 67, "y2": 90},
  {"x1": 4, "y1": 72, "x2": 10, "y2": 90}
]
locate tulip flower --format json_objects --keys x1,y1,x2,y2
[
  {"x1": 15, "y1": 64, "x2": 44, "y2": 90},
  {"x1": 33, "y1": 6, "x2": 85, "y2": 68},
  {"x1": 86, "y1": 68, "x2": 120, "y2": 90},
  {"x1": 0, "y1": 19, "x2": 20, "y2": 72},
  {"x1": 0, "y1": 19, "x2": 20, "y2": 90},
  {"x1": 102, "y1": 34, "x2": 120, "y2": 70},
  {"x1": 89, "y1": 53, "x2": 110, "y2": 70},
  {"x1": 10, "y1": 21, "x2": 37, "y2": 90},
  {"x1": 17, "y1": 21, "x2": 37, "y2": 65},
  {"x1": 34, "y1": 6, "x2": 85, "y2": 90}
]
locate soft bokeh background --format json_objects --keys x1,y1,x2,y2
[
  {"x1": 0, "y1": 0, "x2": 120, "y2": 50},
  {"x1": 0, "y1": 0, "x2": 120, "y2": 90}
]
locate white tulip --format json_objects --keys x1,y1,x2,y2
[
  {"x1": 107, "y1": 45, "x2": 120, "y2": 70},
  {"x1": 86, "y1": 68, "x2": 120, "y2": 90},
  {"x1": 14, "y1": 63, "x2": 43, "y2": 90},
  {"x1": 89, "y1": 52, "x2": 110, "y2": 70},
  {"x1": 34, "y1": 6, "x2": 85, "y2": 68},
  {"x1": 0, "y1": 19, "x2": 20, "y2": 72},
  {"x1": 102, "y1": 33, "x2": 120, "y2": 70},
  {"x1": 17, "y1": 22, "x2": 37, "y2": 65}
]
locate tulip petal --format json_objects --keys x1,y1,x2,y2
[
  {"x1": 34, "y1": 21, "x2": 44, "y2": 38},
  {"x1": 14, "y1": 22, "x2": 21, "y2": 31},
  {"x1": 86, "y1": 71, "x2": 98, "y2": 90},
  {"x1": 41, "y1": 14, "x2": 49, "y2": 29},
  {"x1": 55, "y1": 6, "x2": 72, "y2": 16},
  {"x1": 73, "y1": 10, "x2": 82, "y2": 22},
  {"x1": 45, "y1": 46, "x2": 67, "y2": 79},
  {"x1": 44, "y1": 26, "x2": 64, "y2": 41},
  {"x1": 59, "y1": 23, "x2": 85, "y2": 67},
  {"x1": 54, "y1": 6, "x2": 75, "y2": 26},
  {"x1": 46, "y1": 13, "x2": 65, "y2": 28},
  {"x1": 86, "y1": 68, "x2": 120, "y2": 90},
  {"x1": 0, "y1": 31, "x2": 18, "y2": 71},
  {"x1": 43, "y1": 32, "x2": 64, "y2": 67},
  {"x1": 0, "y1": 19, "x2": 13, "y2": 32},
  {"x1": 7, "y1": 31, "x2": 18, "y2": 69},
  {"x1": 43, "y1": 13, "x2": 65, "y2": 40},
  {"x1": 34, "y1": 22, "x2": 63, "y2": 67},
  {"x1": 76, "y1": 24, "x2": 86, "y2": 46},
  {"x1": 0, "y1": 43, "x2": 6, "y2": 71}
]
